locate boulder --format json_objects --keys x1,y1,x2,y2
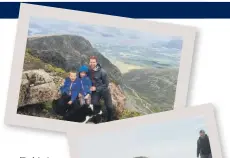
[
  {"x1": 18, "y1": 69, "x2": 60, "y2": 107},
  {"x1": 109, "y1": 83, "x2": 126, "y2": 115}
]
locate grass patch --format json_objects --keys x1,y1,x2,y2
[
  {"x1": 25, "y1": 48, "x2": 68, "y2": 78},
  {"x1": 151, "y1": 106, "x2": 162, "y2": 113},
  {"x1": 119, "y1": 109, "x2": 142, "y2": 120},
  {"x1": 45, "y1": 64, "x2": 67, "y2": 77},
  {"x1": 42, "y1": 101, "x2": 53, "y2": 111}
]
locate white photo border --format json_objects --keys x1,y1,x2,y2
[{"x1": 4, "y1": 3, "x2": 197, "y2": 132}]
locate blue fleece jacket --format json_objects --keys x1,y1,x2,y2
[
  {"x1": 76, "y1": 76, "x2": 92, "y2": 97},
  {"x1": 60, "y1": 77, "x2": 79, "y2": 102},
  {"x1": 77, "y1": 65, "x2": 92, "y2": 97}
]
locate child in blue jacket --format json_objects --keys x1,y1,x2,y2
[
  {"x1": 60, "y1": 71, "x2": 79, "y2": 105},
  {"x1": 76, "y1": 65, "x2": 92, "y2": 105},
  {"x1": 54, "y1": 70, "x2": 79, "y2": 116}
]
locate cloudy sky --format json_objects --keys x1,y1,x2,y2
[
  {"x1": 28, "y1": 16, "x2": 182, "y2": 47},
  {"x1": 76, "y1": 115, "x2": 207, "y2": 158}
]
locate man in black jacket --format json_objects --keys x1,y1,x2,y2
[
  {"x1": 88, "y1": 56, "x2": 114, "y2": 121},
  {"x1": 197, "y1": 130, "x2": 212, "y2": 158}
]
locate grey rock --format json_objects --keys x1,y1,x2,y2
[
  {"x1": 23, "y1": 69, "x2": 53, "y2": 85},
  {"x1": 18, "y1": 69, "x2": 60, "y2": 107},
  {"x1": 18, "y1": 78, "x2": 30, "y2": 107},
  {"x1": 25, "y1": 82, "x2": 58, "y2": 105},
  {"x1": 109, "y1": 83, "x2": 126, "y2": 115},
  {"x1": 50, "y1": 75, "x2": 64, "y2": 86}
]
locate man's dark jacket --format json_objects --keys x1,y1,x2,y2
[
  {"x1": 88, "y1": 63, "x2": 109, "y2": 92},
  {"x1": 197, "y1": 134, "x2": 212, "y2": 157}
]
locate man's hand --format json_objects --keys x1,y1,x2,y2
[
  {"x1": 90, "y1": 86, "x2": 96, "y2": 91},
  {"x1": 68, "y1": 101, "x2": 73, "y2": 105},
  {"x1": 78, "y1": 93, "x2": 82, "y2": 97}
]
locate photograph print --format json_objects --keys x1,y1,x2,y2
[
  {"x1": 17, "y1": 16, "x2": 184, "y2": 124},
  {"x1": 69, "y1": 113, "x2": 214, "y2": 158}
]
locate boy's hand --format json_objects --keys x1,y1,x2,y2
[
  {"x1": 90, "y1": 86, "x2": 96, "y2": 91},
  {"x1": 78, "y1": 93, "x2": 82, "y2": 97},
  {"x1": 60, "y1": 79, "x2": 65, "y2": 86},
  {"x1": 68, "y1": 101, "x2": 73, "y2": 105}
]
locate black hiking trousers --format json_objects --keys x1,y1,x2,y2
[
  {"x1": 62, "y1": 98, "x2": 82, "y2": 121},
  {"x1": 53, "y1": 94, "x2": 81, "y2": 117},
  {"x1": 200, "y1": 154, "x2": 212, "y2": 158},
  {"x1": 91, "y1": 89, "x2": 114, "y2": 121},
  {"x1": 53, "y1": 94, "x2": 70, "y2": 116}
]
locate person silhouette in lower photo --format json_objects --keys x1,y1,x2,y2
[{"x1": 197, "y1": 130, "x2": 212, "y2": 158}]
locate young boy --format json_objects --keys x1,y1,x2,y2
[
  {"x1": 76, "y1": 65, "x2": 92, "y2": 105},
  {"x1": 54, "y1": 70, "x2": 79, "y2": 116}
]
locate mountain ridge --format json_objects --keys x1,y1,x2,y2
[
  {"x1": 123, "y1": 68, "x2": 178, "y2": 113},
  {"x1": 26, "y1": 34, "x2": 122, "y2": 84}
]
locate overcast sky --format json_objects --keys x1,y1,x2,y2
[
  {"x1": 29, "y1": 16, "x2": 182, "y2": 46},
  {"x1": 76, "y1": 115, "x2": 207, "y2": 158}
]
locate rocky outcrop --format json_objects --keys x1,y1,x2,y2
[
  {"x1": 26, "y1": 35, "x2": 122, "y2": 84},
  {"x1": 109, "y1": 83, "x2": 126, "y2": 115},
  {"x1": 18, "y1": 69, "x2": 60, "y2": 107}
]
